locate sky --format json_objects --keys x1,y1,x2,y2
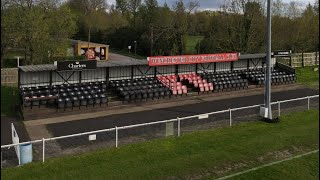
[{"x1": 108, "y1": 0, "x2": 316, "y2": 11}]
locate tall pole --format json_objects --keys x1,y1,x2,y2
[
  {"x1": 88, "y1": 26, "x2": 91, "y2": 49},
  {"x1": 134, "y1": 41, "x2": 137, "y2": 55},
  {"x1": 150, "y1": 26, "x2": 153, "y2": 56},
  {"x1": 265, "y1": 0, "x2": 273, "y2": 120}
]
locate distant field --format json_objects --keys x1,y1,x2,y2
[
  {"x1": 296, "y1": 66, "x2": 319, "y2": 89},
  {"x1": 2, "y1": 109, "x2": 318, "y2": 179},
  {"x1": 228, "y1": 151, "x2": 319, "y2": 180},
  {"x1": 185, "y1": 35, "x2": 204, "y2": 54},
  {"x1": 109, "y1": 48, "x2": 146, "y2": 60}
]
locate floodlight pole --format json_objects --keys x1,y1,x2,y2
[
  {"x1": 134, "y1": 41, "x2": 137, "y2": 55},
  {"x1": 265, "y1": 0, "x2": 273, "y2": 120}
]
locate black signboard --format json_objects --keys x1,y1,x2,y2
[
  {"x1": 272, "y1": 50, "x2": 291, "y2": 57},
  {"x1": 57, "y1": 60, "x2": 97, "y2": 71}
]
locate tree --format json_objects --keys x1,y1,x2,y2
[
  {"x1": 67, "y1": 0, "x2": 108, "y2": 45},
  {"x1": 272, "y1": 0, "x2": 285, "y2": 17},
  {"x1": 297, "y1": 3, "x2": 319, "y2": 52},
  {"x1": 116, "y1": 0, "x2": 129, "y2": 16},
  {"x1": 127, "y1": 0, "x2": 142, "y2": 28},
  {"x1": 286, "y1": 1, "x2": 302, "y2": 19},
  {"x1": 1, "y1": 0, "x2": 77, "y2": 65}
]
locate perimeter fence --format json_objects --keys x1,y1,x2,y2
[{"x1": 1, "y1": 95, "x2": 319, "y2": 169}]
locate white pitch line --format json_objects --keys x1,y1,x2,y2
[{"x1": 216, "y1": 149, "x2": 319, "y2": 180}]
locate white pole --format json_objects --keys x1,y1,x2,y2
[
  {"x1": 307, "y1": 96, "x2": 310, "y2": 110},
  {"x1": 1, "y1": 151, "x2": 2, "y2": 169},
  {"x1": 278, "y1": 101, "x2": 280, "y2": 117},
  {"x1": 115, "y1": 126, "x2": 118, "y2": 148},
  {"x1": 229, "y1": 109, "x2": 232, "y2": 126},
  {"x1": 17, "y1": 57, "x2": 20, "y2": 67},
  {"x1": 265, "y1": 0, "x2": 273, "y2": 121},
  {"x1": 42, "y1": 138, "x2": 45, "y2": 163},
  {"x1": 177, "y1": 117, "x2": 180, "y2": 137}
]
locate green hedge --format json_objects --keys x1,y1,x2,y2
[
  {"x1": 1, "y1": 86, "x2": 19, "y2": 117},
  {"x1": 2, "y1": 59, "x2": 20, "y2": 68}
]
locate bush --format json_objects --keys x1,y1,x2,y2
[
  {"x1": 1, "y1": 86, "x2": 19, "y2": 117},
  {"x1": 3, "y1": 59, "x2": 17, "y2": 68}
]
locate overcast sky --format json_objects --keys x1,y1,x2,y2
[{"x1": 108, "y1": 0, "x2": 316, "y2": 11}]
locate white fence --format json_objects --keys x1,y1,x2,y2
[
  {"x1": 11, "y1": 123, "x2": 20, "y2": 166},
  {"x1": 1, "y1": 95, "x2": 319, "y2": 168}
]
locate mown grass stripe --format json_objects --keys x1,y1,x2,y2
[{"x1": 217, "y1": 149, "x2": 319, "y2": 180}]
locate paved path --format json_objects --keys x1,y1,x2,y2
[
  {"x1": 45, "y1": 87, "x2": 318, "y2": 138},
  {"x1": 1, "y1": 117, "x2": 30, "y2": 145}
]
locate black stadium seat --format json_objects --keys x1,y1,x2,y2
[
  {"x1": 72, "y1": 96, "x2": 80, "y2": 108},
  {"x1": 79, "y1": 95, "x2": 87, "y2": 107},
  {"x1": 65, "y1": 97, "x2": 72, "y2": 108},
  {"x1": 87, "y1": 95, "x2": 94, "y2": 106},
  {"x1": 57, "y1": 98, "x2": 65, "y2": 109}
]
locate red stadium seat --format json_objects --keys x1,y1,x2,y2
[
  {"x1": 182, "y1": 85, "x2": 187, "y2": 90},
  {"x1": 172, "y1": 90, "x2": 177, "y2": 95}
]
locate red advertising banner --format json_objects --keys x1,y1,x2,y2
[{"x1": 148, "y1": 53, "x2": 239, "y2": 66}]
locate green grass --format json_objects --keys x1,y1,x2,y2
[
  {"x1": 1, "y1": 86, "x2": 19, "y2": 117},
  {"x1": 185, "y1": 35, "x2": 204, "y2": 54},
  {"x1": 1, "y1": 109, "x2": 319, "y2": 179},
  {"x1": 229, "y1": 152, "x2": 319, "y2": 180},
  {"x1": 296, "y1": 66, "x2": 319, "y2": 89}
]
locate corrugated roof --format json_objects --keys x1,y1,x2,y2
[
  {"x1": 239, "y1": 53, "x2": 266, "y2": 59},
  {"x1": 19, "y1": 59, "x2": 148, "y2": 72},
  {"x1": 19, "y1": 64, "x2": 56, "y2": 72},
  {"x1": 19, "y1": 53, "x2": 265, "y2": 72}
]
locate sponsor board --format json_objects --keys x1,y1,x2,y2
[{"x1": 148, "y1": 53, "x2": 239, "y2": 66}]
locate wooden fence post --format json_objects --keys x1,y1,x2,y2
[
  {"x1": 289, "y1": 56, "x2": 292, "y2": 67},
  {"x1": 301, "y1": 52, "x2": 304, "y2": 67}
]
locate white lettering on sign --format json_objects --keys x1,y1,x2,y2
[
  {"x1": 148, "y1": 53, "x2": 239, "y2": 66},
  {"x1": 68, "y1": 62, "x2": 87, "y2": 69}
]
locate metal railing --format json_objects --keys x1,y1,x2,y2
[{"x1": 1, "y1": 95, "x2": 319, "y2": 169}]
